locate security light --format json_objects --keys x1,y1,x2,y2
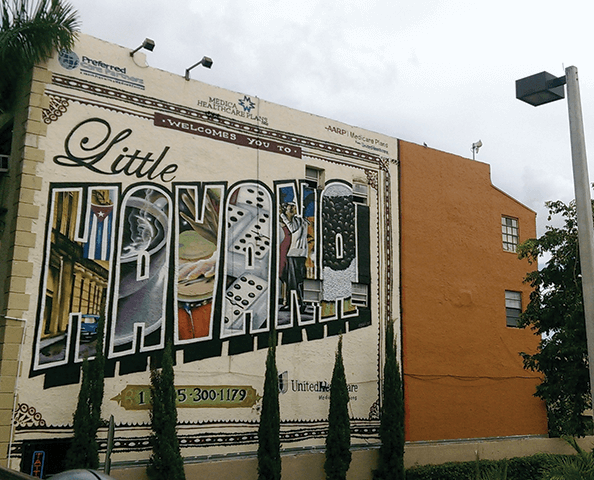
[
  {"x1": 471, "y1": 140, "x2": 482, "y2": 160},
  {"x1": 130, "y1": 38, "x2": 155, "y2": 56},
  {"x1": 185, "y1": 56, "x2": 213, "y2": 80},
  {"x1": 516, "y1": 71, "x2": 566, "y2": 106}
]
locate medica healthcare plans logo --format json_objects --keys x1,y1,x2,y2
[{"x1": 58, "y1": 49, "x2": 146, "y2": 90}]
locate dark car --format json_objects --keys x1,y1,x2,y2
[{"x1": 80, "y1": 315, "x2": 99, "y2": 342}]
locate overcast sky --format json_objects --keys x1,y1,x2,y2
[{"x1": 69, "y1": 0, "x2": 594, "y2": 237}]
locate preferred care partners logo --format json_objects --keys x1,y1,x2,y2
[
  {"x1": 58, "y1": 50, "x2": 146, "y2": 90},
  {"x1": 58, "y1": 49, "x2": 79, "y2": 70}
]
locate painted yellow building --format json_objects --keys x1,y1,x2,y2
[{"x1": 0, "y1": 33, "x2": 546, "y2": 479}]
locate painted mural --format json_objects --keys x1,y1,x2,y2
[
  {"x1": 5, "y1": 35, "x2": 401, "y2": 473},
  {"x1": 277, "y1": 183, "x2": 316, "y2": 325},
  {"x1": 175, "y1": 184, "x2": 223, "y2": 343},
  {"x1": 31, "y1": 173, "x2": 371, "y2": 386},
  {"x1": 222, "y1": 183, "x2": 273, "y2": 337}
]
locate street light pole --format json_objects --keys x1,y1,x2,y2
[
  {"x1": 565, "y1": 66, "x2": 594, "y2": 422},
  {"x1": 517, "y1": 65, "x2": 594, "y2": 423}
]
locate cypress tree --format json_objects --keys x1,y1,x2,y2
[
  {"x1": 66, "y1": 316, "x2": 106, "y2": 469},
  {"x1": 376, "y1": 322, "x2": 405, "y2": 480},
  {"x1": 257, "y1": 336, "x2": 281, "y2": 480},
  {"x1": 147, "y1": 342, "x2": 186, "y2": 480},
  {"x1": 66, "y1": 359, "x2": 96, "y2": 469},
  {"x1": 324, "y1": 336, "x2": 351, "y2": 480}
]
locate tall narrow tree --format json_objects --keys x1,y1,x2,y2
[
  {"x1": 66, "y1": 316, "x2": 106, "y2": 469},
  {"x1": 257, "y1": 335, "x2": 281, "y2": 480},
  {"x1": 0, "y1": 0, "x2": 79, "y2": 114},
  {"x1": 147, "y1": 342, "x2": 186, "y2": 480},
  {"x1": 375, "y1": 322, "x2": 405, "y2": 480},
  {"x1": 324, "y1": 336, "x2": 351, "y2": 480}
]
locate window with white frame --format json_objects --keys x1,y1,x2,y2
[
  {"x1": 502, "y1": 216, "x2": 519, "y2": 252},
  {"x1": 351, "y1": 283, "x2": 368, "y2": 307},
  {"x1": 305, "y1": 166, "x2": 324, "y2": 188},
  {"x1": 352, "y1": 181, "x2": 368, "y2": 205},
  {"x1": 505, "y1": 290, "x2": 522, "y2": 327},
  {"x1": 303, "y1": 279, "x2": 322, "y2": 303}
]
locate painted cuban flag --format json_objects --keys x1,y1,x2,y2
[{"x1": 84, "y1": 203, "x2": 114, "y2": 261}]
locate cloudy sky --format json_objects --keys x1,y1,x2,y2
[{"x1": 70, "y1": 0, "x2": 593, "y2": 236}]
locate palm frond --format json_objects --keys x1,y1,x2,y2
[
  {"x1": 541, "y1": 437, "x2": 594, "y2": 480},
  {"x1": 0, "y1": 0, "x2": 79, "y2": 113}
]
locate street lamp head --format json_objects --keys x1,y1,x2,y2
[{"x1": 516, "y1": 71, "x2": 566, "y2": 106}]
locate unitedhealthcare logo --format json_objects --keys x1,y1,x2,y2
[
  {"x1": 58, "y1": 50, "x2": 146, "y2": 90},
  {"x1": 278, "y1": 370, "x2": 358, "y2": 400},
  {"x1": 278, "y1": 371, "x2": 289, "y2": 394}
]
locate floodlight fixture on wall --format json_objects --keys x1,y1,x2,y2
[
  {"x1": 130, "y1": 38, "x2": 155, "y2": 56},
  {"x1": 185, "y1": 56, "x2": 213, "y2": 80}
]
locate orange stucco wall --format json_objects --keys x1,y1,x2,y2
[{"x1": 399, "y1": 140, "x2": 548, "y2": 441}]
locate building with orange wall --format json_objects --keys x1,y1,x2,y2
[
  {"x1": 0, "y1": 33, "x2": 549, "y2": 477},
  {"x1": 399, "y1": 139, "x2": 548, "y2": 441}
]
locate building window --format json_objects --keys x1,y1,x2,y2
[
  {"x1": 505, "y1": 290, "x2": 522, "y2": 327},
  {"x1": 351, "y1": 283, "x2": 368, "y2": 307},
  {"x1": 352, "y1": 181, "x2": 368, "y2": 204},
  {"x1": 502, "y1": 216, "x2": 519, "y2": 252},
  {"x1": 305, "y1": 166, "x2": 324, "y2": 188},
  {"x1": 303, "y1": 279, "x2": 322, "y2": 303}
]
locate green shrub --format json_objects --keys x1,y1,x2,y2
[
  {"x1": 540, "y1": 436, "x2": 594, "y2": 480},
  {"x1": 507, "y1": 455, "x2": 552, "y2": 480},
  {"x1": 407, "y1": 460, "x2": 478, "y2": 480},
  {"x1": 405, "y1": 454, "x2": 553, "y2": 480}
]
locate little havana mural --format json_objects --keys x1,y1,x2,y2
[{"x1": 31, "y1": 177, "x2": 371, "y2": 387}]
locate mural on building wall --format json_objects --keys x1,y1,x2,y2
[
  {"x1": 8, "y1": 40, "x2": 395, "y2": 468},
  {"x1": 110, "y1": 185, "x2": 171, "y2": 357},
  {"x1": 277, "y1": 182, "x2": 317, "y2": 326},
  {"x1": 175, "y1": 184, "x2": 223, "y2": 343},
  {"x1": 320, "y1": 182, "x2": 359, "y2": 320},
  {"x1": 222, "y1": 183, "x2": 273, "y2": 337},
  {"x1": 31, "y1": 176, "x2": 371, "y2": 387},
  {"x1": 35, "y1": 186, "x2": 118, "y2": 370}
]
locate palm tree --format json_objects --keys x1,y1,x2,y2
[
  {"x1": 541, "y1": 437, "x2": 594, "y2": 480},
  {"x1": 0, "y1": 0, "x2": 79, "y2": 113}
]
